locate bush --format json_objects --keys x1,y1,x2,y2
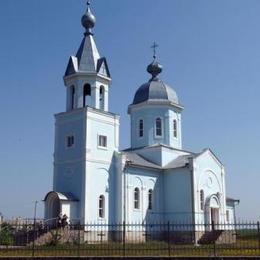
[{"x1": 0, "y1": 223, "x2": 14, "y2": 246}]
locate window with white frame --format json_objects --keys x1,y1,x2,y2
[
  {"x1": 200, "y1": 190, "x2": 204, "y2": 211},
  {"x1": 66, "y1": 135, "x2": 75, "y2": 148},
  {"x1": 134, "y1": 187, "x2": 140, "y2": 209},
  {"x1": 173, "y1": 119, "x2": 178, "y2": 138},
  {"x1": 98, "y1": 135, "x2": 107, "y2": 148},
  {"x1": 155, "y1": 118, "x2": 162, "y2": 137},
  {"x1": 139, "y1": 119, "x2": 144, "y2": 137},
  {"x1": 148, "y1": 189, "x2": 153, "y2": 210},
  {"x1": 99, "y1": 195, "x2": 105, "y2": 218}
]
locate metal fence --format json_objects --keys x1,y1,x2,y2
[{"x1": 0, "y1": 221, "x2": 259, "y2": 257}]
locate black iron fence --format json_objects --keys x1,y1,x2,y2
[{"x1": 0, "y1": 221, "x2": 259, "y2": 257}]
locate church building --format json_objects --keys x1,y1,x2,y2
[{"x1": 44, "y1": 2, "x2": 239, "y2": 233}]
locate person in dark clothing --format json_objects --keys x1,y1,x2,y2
[{"x1": 61, "y1": 214, "x2": 68, "y2": 228}]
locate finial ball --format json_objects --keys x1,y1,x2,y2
[
  {"x1": 147, "y1": 61, "x2": 163, "y2": 79},
  {"x1": 81, "y1": 11, "x2": 96, "y2": 29}
]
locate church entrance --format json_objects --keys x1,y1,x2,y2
[
  {"x1": 44, "y1": 192, "x2": 61, "y2": 225},
  {"x1": 211, "y1": 207, "x2": 219, "y2": 224},
  {"x1": 44, "y1": 191, "x2": 79, "y2": 225},
  {"x1": 205, "y1": 195, "x2": 221, "y2": 230}
]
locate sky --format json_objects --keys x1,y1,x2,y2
[{"x1": 0, "y1": 0, "x2": 259, "y2": 220}]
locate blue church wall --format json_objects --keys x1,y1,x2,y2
[
  {"x1": 193, "y1": 150, "x2": 226, "y2": 225},
  {"x1": 54, "y1": 111, "x2": 85, "y2": 162},
  {"x1": 85, "y1": 160, "x2": 117, "y2": 224},
  {"x1": 83, "y1": 109, "x2": 119, "y2": 224},
  {"x1": 130, "y1": 106, "x2": 182, "y2": 150},
  {"x1": 124, "y1": 166, "x2": 162, "y2": 223},
  {"x1": 163, "y1": 168, "x2": 193, "y2": 222},
  {"x1": 53, "y1": 162, "x2": 83, "y2": 201},
  {"x1": 86, "y1": 110, "x2": 119, "y2": 161}
]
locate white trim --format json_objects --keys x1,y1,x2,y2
[{"x1": 128, "y1": 100, "x2": 184, "y2": 114}]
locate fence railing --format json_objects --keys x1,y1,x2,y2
[{"x1": 0, "y1": 221, "x2": 259, "y2": 257}]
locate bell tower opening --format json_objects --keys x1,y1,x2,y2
[
  {"x1": 83, "y1": 84, "x2": 91, "y2": 107},
  {"x1": 71, "y1": 86, "x2": 75, "y2": 110},
  {"x1": 100, "y1": 86, "x2": 105, "y2": 110}
]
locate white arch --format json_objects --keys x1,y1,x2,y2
[{"x1": 197, "y1": 169, "x2": 222, "y2": 193}]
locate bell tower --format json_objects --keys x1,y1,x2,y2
[
  {"x1": 64, "y1": 1, "x2": 111, "y2": 112},
  {"x1": 45, "y1": 2, "x2": 120, "y2": 224}
]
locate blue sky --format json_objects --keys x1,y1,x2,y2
[{"x1": 0, "y1": 0, "x2": 259, "y2": 220}]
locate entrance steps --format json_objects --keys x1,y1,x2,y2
[{"x1": 198, "y1": 230, "x2": 236, "y2": 244}]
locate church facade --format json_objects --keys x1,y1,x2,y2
[{"x1": 44, "y1": 3, "x2": 238, "y2": 233}]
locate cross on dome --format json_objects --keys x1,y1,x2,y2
[
  {"x1": 151, "y1": 42, "x2": 159, "y2": 59},
  {"x1": 147, "y1": 42, "x2": 163, "y2": 80}
]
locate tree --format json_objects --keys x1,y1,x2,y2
[{"x1": 0, "y1": 223, "x2": 14, "y2": 246}]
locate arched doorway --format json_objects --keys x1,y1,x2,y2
[
  {"x1": 44, "y1": 192, "x2": 61, "y2": 225},
  {"x1": 205, "y1": 195, "x2": 220, "y2": 230},
  {"x1": 44, "y1": 191, "x2": 79, "y2": 225}
]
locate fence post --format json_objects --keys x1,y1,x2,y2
[
  {"x1": 212, "y1": 220, "x2": 216, "y2": 257},
  {"x1": 257, "y1": 221, "x2": 260, "y2": 252},
  {"x1": 32, "y1": 221, "x2": 36, "y2": 257},
  {"x1": 77, "y1": 224, "x2": 81, "y2": 257},
  {"x1": 123, "y1": 221, "x2": 126, "y2": 257},
  {"x1": 167, "y1": 221, "x2": 171, "y2": 257}
]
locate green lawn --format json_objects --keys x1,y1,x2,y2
[{"x1": 0, "y1": 240, "x2": 259, "y2": 257}]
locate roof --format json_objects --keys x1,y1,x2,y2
[
  {"x1": 123, "y1": 152, "x2": 161, "y2": 170},
  {"x1": 43, "y1": 191, "x2": 78, "y2": 202},
  {"x1": 132, "y1": 79, "x2": 179, "y2": 105},
  {"x1": 226, "y1": 197, "x2": 240, "y2": 203},
  {"x1": 123, "y1": 151, "x2": 192, "y2": 170},
  {"x1": 123, "y1": 143, "x2": 197, "y2": 155},
  {"x1": 64, "y1": 35, "x2": 110, "y2": 77}
]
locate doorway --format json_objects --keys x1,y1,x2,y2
[{"x1": 211, "y1": 207, "x2": 219, "y2": 224}]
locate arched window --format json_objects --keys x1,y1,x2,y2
[
  {"x1": 71, "y1": 86, "x2": 75, "y2": 110},
  {"x1": 83, "y1": 84, "x2": 91, "y2": 107},
  {"x1": 155, "y1": 118, "x2": 162, "y2": 137},
  {"x1": 200, "y1": 190, "x2": 204, "y2": 211},
  {"x1": 134, "y1": 188, "x2": 140, "y2": 209},
  {"x1": 173, "y1": 119, "x2": 178, "y2": 138},
  {"x1": 148, "y1": 189, "x2": 153, "y2": 210},
  {"x1": 99, "y1": 86, "x2": 105, "y2": 110},
  {"x1": 139, "y1": 119, "x2": 144, "y2": 137},
  {"x1": 99, "y1": 195, "x2": 105, "y2": 218}
]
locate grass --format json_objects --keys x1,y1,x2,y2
[{"x1": 0, "y1": 240, "x2": 259, "y2": 257}]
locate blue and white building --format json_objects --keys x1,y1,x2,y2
[{"x1": 44, "y1": 3, "x2": 239, "y2": 232}]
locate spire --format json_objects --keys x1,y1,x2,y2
[
  {"x1": 64, "y1": 2, "x2": 110, "y2": 78},
  {"x1": 81, "y1": 1, "x2": 96, "y2": 36},
  {"x1": 147, "y1": 42, "x2": 163, "y2": 81}
]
